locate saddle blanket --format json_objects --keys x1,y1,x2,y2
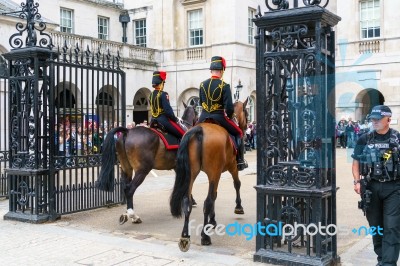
[{"x1": 149, "y1": 128, "x2": 179, "y2": 150}]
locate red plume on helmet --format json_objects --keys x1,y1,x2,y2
[
  {"x1": 152, "y1": 71, "x2": 167, "y2": 86},
  {"x1": 209, "y1": 56, "x2": 226, "y2": 71}
]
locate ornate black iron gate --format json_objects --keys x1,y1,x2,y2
[
  {"x1": 253, "y1": 1, "x2": 340, "y2": 265},
  {"x1": 3, "y1": 0, "x2": 125, "y2": 223},
  {"x1": 0, "y1": 56, "x2": 9, "y2": 198}
]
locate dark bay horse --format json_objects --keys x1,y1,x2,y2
[
  {"x1": 170, "y1": 99, "x2": 248, "y2": 252},
  {"x1": 97, "y1": 103, "x2": 197, "y2": 224}
]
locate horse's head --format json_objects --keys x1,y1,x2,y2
[
  {"x1": 234, "y1": 98, "x2": 248, "y2": 133},
  {"x1": 181, "y1": 102, "x2": 198, "y2": 128}
]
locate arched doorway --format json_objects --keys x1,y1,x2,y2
[
  {"x1": 248, "y1": 94, "x2": 256, "y2": 123},
  {"x1": 133, "y1": 88, "x2": 151, "y2": 125},
  {"x1": 355, "y1": 88, "x2": 384, "y2": 122},
  {"x1": 96, "y1": 85, "x2": 121, "y2": 127},
  {"x1": 178, "y1": 87, "x2": 199, "y2": 116},
  {"x1": 55, "y1": 89, "x2": 76, "y2": 108}
]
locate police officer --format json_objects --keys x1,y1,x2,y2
[
  {"x1": 198, "y1": 56, "x2": 248, "y2": 171},
  {"x1": 149, "y1": 71, "x2": 185, "y2": 139},
  {"x1": 352, "y1": 105, "x2": 400, "y2": 266}
]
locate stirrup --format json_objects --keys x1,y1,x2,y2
[{"x1": 237, "y1": 159, "x2": 248, "y2": 171}]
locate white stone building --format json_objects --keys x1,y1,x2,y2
[
  {"x1": 2, "y1": 0, "x2": 397, "y2": 128},
  {"x1": 1, "y1": 0, "x2": 264, "y2": 125},
  {"x1": 335, "y1": 0, "x2": 400, "y2": 129}
]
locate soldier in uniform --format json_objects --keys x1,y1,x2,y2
[
  {"x1": 352, "y1": 105, "x2": 400, "y2": 266},
  {"x1": 149, "y1": 71, "x2": 185, "y2": 139},
  {"x1": 198, "y1": 56, "x2": 248, "y2": 171}
]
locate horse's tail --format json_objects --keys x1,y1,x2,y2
[
  {"x1": 170, "y1": 126, "x2": 203, "y2": 218},
  {"x1": 97, "y1": 126, "x2": 128, "y2": 192}
]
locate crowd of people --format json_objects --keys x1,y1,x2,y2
[
  {"x1": 245, "y1": 121, "x2": 257, "y2": 150},
  {"x1": 56, "y1": 118, "x2": 149, "y2": 158},
  {"x1": 336, "y1": 117, "x2": 372, "y2": 148}
]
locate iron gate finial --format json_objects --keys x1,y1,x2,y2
[
  {"x1": 8, "y1": 0, "x2": 53, "y2": 49},
  {"x1": 265, "y1": 0, "x2": 329, "y2": 11}
]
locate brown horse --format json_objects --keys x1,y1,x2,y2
[
  {"x1": 97, "y1": 103, "x2": 198, "y2": 224},
  {"x1": 170, "y1": 99, "x2": 248, "y2": 252}
]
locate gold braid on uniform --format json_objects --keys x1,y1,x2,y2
[
  {"x1": 201, "y1": 77, "x2": 224, "y2": 112},
  {"x1": 150, "y1": 90, "x2": 163, "y2": 117}
]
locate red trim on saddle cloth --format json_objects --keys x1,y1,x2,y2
[
  {"x1": 223, "y1": 116, "x2": 243, "y2": 138},
  {"x1": 168, "y1": 119, "x2": 186, "y2": 135},
  {"x1": 149, "y1": 128, "x2": 179, "y2": 150}
]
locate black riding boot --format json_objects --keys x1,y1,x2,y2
[{"x1": 236, "y1": 137, "x2": 248, "y2": 171}]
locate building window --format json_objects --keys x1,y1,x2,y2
[
  {"x1": 248, "y1": 8, "x2": 255, "y2": 44},
  {"x1": 98, "y1": 16, "x2": 109, "y2": 40},
  {"x1": 134, "y1": 19, "x2": 147, "y2": 47},
  {"x1": 96, "y1": 92, "x2": 113, "y2": 106},
  {"x1": 188, "y1": 9, "x2": 203, "y2": 46},
  {"x1": 360, "y1": 0, "x2": 380, "y2": 39},
  {"x1": 60, "y1": 8, "x2": 73, "y2": 33},
  {"x1": 248, "y1": 97, "x2": 255, "y2": 123}
]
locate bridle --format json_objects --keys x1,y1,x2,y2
[{"x1": 180, "y1": 106, "x2": 198, "y2": 128}]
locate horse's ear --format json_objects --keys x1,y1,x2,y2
[
  {"x1": 183, "y1": 101, "x2": 187, "y2": 108},
  {"x1": 243, "y1": 97, "x2": 248, "y2": 109}
]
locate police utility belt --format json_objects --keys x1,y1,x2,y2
[{"x1": 359, "y1": 130, "x2": 400, "y2": 182}]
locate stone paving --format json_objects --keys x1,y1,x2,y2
[{"x1": 0, "y1": 149, "x2": 397, "y2": 265}]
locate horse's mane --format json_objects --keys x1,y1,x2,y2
[{"x1": 233, "y1": 100, "x2": 248, "y2": 132}]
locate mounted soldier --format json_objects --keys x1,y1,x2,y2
[
  {"x1": 149, "y1": 71, "x2": 185, "y2": 139},
  {"x1": 198, "y1": 56, "x2": 248, "y2": 171}
]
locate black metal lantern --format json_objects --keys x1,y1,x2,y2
[{"x1": 235, "y1": 80, "x2": 243, "y2": 102}]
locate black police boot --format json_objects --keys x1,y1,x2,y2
[{"x1": 236, "y1": 137, "x2": 248, "y2": 171}]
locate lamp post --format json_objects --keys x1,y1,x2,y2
[
  {"x1": 235, "y1": 80, "x2": 243, "y2": 102},
  {"x1": 119, "y1": 12, "x2": 131, "y2": 44}
]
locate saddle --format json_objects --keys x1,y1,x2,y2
[
  {"x1": 149, "y1": 121, "x2": 180, "y2": 150},
  {"x1": 202, "y1": 118, "x2": 238, "y2": 155}
]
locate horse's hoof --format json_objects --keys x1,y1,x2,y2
[
  {"x1": 234, "y1": 208, "x2": 244, "y2": 214},
  {"x1": 201, "y1": 235, "x2": 212, "y2": 246},
  {"x1": 132, "y1": 217, "x2": 142, "y2": 224},
  {"x1": 178, "y1": 237, "x2": 190, "y2": 252},
  {"x1": 119, "y1": 214, "x2": 128, "y2": 225}
]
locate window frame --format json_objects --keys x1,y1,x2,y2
[
  {"x1": 134, "y1": 19, "x2": 147, "y2": 47},
  {"x1": 60, "y1": 8, "x2": 74, "y2": 34},
  {"x1": 98, "y1": 16, "x2": 109, "y2": 40},
  {"x1": 359, "y1": 0, "x2": 381, "y2": 39},
  {"x1": 248, "y1": 8, "x2": 255, "y2": 45},
  {"x1": 187, "y1": 9, "x2": 204, "y2": 47}
]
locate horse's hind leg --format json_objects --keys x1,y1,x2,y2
[
  {"x1": 208, "y1": 191, "x2": 217, "y2": 228},
  {"x1": 230, "y1": 169, "x2": 244, "y2": 214},
  {"x1": 124, "y1": 168, "x2": 150, "y2": 224},
  {"x1": 179, "y1": 193, "x2": 193, "y2": 252},
  {"x1": 201, "y1": 181, "x2": 217, "y2": 245}
]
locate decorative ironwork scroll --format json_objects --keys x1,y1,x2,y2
[
  {"x1": 254, "y1": 2, "x2": 340, "y2": 265},
  {"x1": 9, "y1": 0, "x2": 53, "y2": 49}
]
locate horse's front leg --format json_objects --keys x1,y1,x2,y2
[
  {"x1": 179, "y1": 195, "x2": 192, "y2": 252},
  {"x1": 232, "y1": 174, "x2": 244, "y2": 214}
]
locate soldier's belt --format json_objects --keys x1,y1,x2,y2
[{"x1": 370, "y1": 177, "x2": 399, "y2": 182}]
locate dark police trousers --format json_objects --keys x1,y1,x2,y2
[{"x1": 366, "y1": 179, "x2": 400, "y2": 265}]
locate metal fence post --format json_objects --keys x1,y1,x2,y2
[{"x1": 253, "y1": 1, "x2": 341, "y2": 265}]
